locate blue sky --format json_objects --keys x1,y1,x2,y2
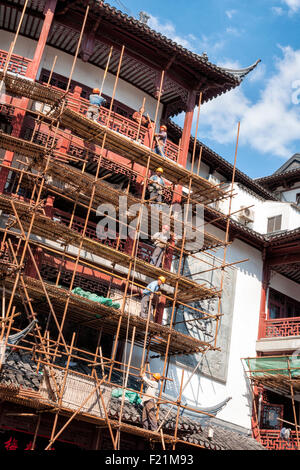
[{"x1": 110, "y1": 0, "x2": 300, "y2": 178}]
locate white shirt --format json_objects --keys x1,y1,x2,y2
[
  {"x1": 141, "y1": 374, "x2": 159, "y2": 404},
  {"x1": 152, "y1": 232, "x2": 169, "y2": 248}
]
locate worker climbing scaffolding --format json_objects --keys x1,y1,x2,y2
[
  {"x1": 87, "y1": 88, "x2": 106, "y2": 121},
  {"x1": 140, "y1": 276, "x2": 166, "y2": 322}
]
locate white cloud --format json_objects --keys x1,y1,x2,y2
[
  {"x1": 282, "y1": 0, "x2": 300, "y2": 13},
  {"x1": 198, "y1": 46, "x2": 300, "y2": 159},
  {"x1": 225, "y1": 9, "x2": 237, "y2": 19},
  {"x1": 147, "y1": 15, "x2": 195, "y2": 50},
  {"x1": 271, "y1": 6, "x2": 284, "y2": 15},
  {"x1": 272, "y1": 1, "x2": 300, "y2": 14},
  {"x1": 147, "y1": 14, "x2": 225, "y2": 57},
  {"x1": 226, "y1": 27, "x2": 242, "y2": 37}
]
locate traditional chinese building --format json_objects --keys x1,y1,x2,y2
[{"x1": 0, "y1": 0, "x2": 298, "y2": 452}]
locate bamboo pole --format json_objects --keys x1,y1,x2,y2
[
  {"x1": 115, "y1": 326, "x2": 136, "y2": 449},
  {"x1": 172, "y1": 369, "x2": 184, "y2": 450},
  {"x1": 287, "y1": 358, "x2": 300, "y2": 450},
  {"x1": 44, "y1": 375, "x2": 107, "y2": 450},
  {"x1": 0, "y1": 0, "x2": 29, "y2": 94}
]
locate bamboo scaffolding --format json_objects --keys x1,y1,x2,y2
[{"x1": 0, "y1": 10, "x2": 243, "y2": 449}]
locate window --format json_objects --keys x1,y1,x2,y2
[
  {"x1": 267, "y1": 215, "x2": 282, "y2": 233},
  {"x1": 268, "y1": 288, "x2": 300, "y2": 319}
]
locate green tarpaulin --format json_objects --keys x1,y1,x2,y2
[
  {"x1": 244, "y1": 356, "x2": 300, "y2": 378},
  {"x1": 111, "y1": 388, "x2": 142, "y2": 405},
  {"x1": 72, "y1": 287, "x2": 120, "y2": 310}
]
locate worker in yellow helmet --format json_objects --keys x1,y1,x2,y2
[
  {"x1": 140, "y1": 370, "x2": 161, "y2": 431},
  {"x1": 147, "y1": 167, "x2": 165, "y2": 210},
  {"x1": 86, "y1": 87, "x2": 106, "y2": 122},
  {"x1": 140, "y1": 277, "x2": 166, "y2": 321}
]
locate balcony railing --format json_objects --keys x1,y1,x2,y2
[
  {"x1": 65, "y1": 92, "x2": 180, "y2": 162},
  {"x1": 260, "y1": 430, "x2": 299, "y2": 450},
  {"x1": 0, "y1": 47, "x2": 180, "y2": 162},
  {"x1": 264, "y1": 317, "x2": 300, "y2": 339},
  {"x1": 53, "y1": 208, "x2": 154, "y2": 264},
  {"x1": 0, "y1": 49, "x2": 32, "y2": 76}
]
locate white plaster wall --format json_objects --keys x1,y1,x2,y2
[
  {"x1": 0, "y1": 30, "x2": 162, "y2": 121},
  {"x1": 218, "y1": 184, "x2": 300, "y2": 234},
  {"x1": 280, "y1": 187, "x2": 300, "y2": 204},
  {"x1": 270, "y1": 272, "x2": 300, "y2": 303},
  {"x1": 125, "y1": 229, "x2": 263, "y2": 430},
  {"x1": 0, "y1": 30, "x2": 36, "y2": 60}
]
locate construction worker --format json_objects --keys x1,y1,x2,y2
[
  {"x1": 140, "y1": 276, "x2": 166, "y2": 321},
  {"x1": 132, "y1": 106, "x2": 147, "y2": 127},
  {"x1": 147, "y1": 167, "x2": 165, "y2": 207},
  {"x1": 154, "y1": 125, "x2": 167, "y2": 157},
  {"x1": 140, "y1": 371, "x2": 161, "y2": 431},
  {"x1": 86, "y1": 88, "x2": 106, "y2": 122},
  {"x1": 150, "y1": 225, "x2": 170, "y2": 268}
]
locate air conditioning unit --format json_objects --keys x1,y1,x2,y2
[{"x1": 238, "y1": 206, "x2": 255, "y2": 224}]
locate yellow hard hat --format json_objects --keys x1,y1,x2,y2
[
  {"x1": 153, "y1": 373, "x2": 161, "y2": 381},
  {"x1": 156, "y1": 167, "x2": 164, "y2": 174},
  {"x1": 158, "y1": 276, "x2": 166, "y2": 283}
]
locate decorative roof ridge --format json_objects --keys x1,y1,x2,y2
[
  {"x1": 167, "y1": 120, "x2": 278, "y2": 201},
  {"x1": 92, "y1": 1, "x2": 258, "y2": 84},
  {"x1": 218, "y1": 59, "x2": 261, "y2": 80},
  {"x1": 255, "y1": 166, "x2": 300, "y2": 184}
]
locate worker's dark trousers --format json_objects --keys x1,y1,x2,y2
[
  {"x1": 149, "y1": 190, "x2": 162, "y2": 203},
  {"x1": 140, "y1": 295, "x2": 154, "y2": 321},
  {"x1": 142, "y1": 399, "x2": 158, "y2": 431},
  {"x1": 86, "y1": 105, "x2": 99, "y2": 121},
  {"x1": 154, "y1": 145, "x2": 166, "y2": 158},
  {"x1": 150, "y1": 246, "x2": 165, "y2": 267}
]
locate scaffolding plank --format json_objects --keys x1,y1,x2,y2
[
  {"x1": 0, "y1": 193, "x2": 220, "y2": 302},
  {"x1": 3, "y1": 275, "x2": 211, "y2": 356},
  {"x1": 0, "y1": 133, "x2": 225, "y2": 252},
  {"x1": 0, "y1": 71, "x2": 64, "y2": 107},
  {"x1": 58, "y1": 108, "x2": 225, "y2": 201}
]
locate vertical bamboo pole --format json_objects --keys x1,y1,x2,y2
[
  {"x1": 172, "y1": 369, "x2": 184, "y2": 450},
  {"x1": 287, "y1": 358, "x2": 300, "y2": 450},
  {"x1": 115, "y1": 326, "x2": 136, "y2": 449},
  {"x1": 214, "y1": 122, "x2": 240, "y2": 350},
  {"x1": 0, "y1": 0, "x2": 29, "y2": 93},
  {"x1": 53, "y1": 46, "x2": 125, "y2": 356}
]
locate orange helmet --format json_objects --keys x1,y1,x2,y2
[
  {"x1": 93, "y1": 88, "x2": 100, "y2": 94},
  {"x1": 153, "y1": 373, "x2": 161, "y2": 381},
  {"x1": 160, "y1": 125, "x2": 167, "y2": 131}
]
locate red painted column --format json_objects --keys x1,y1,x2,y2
[
  {"x1": 172, "y1": 89, "x2": 197, "y2": 206},
  {"x1": 26, "y1": 0, "x2": 58, "y2": 79},
  {"x1": 0, "y1": 0, "x2": 58, "y2": 193},
  {"x1": 178, "y1": 90, "x2": 197, "y2": 167}
]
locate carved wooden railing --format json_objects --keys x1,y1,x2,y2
[
  {"x1": 264, "y1": 317, "x2": 300, "y2": 338},
  {"x1": 0, "y1": 49, "x2": 32, "y2": 76},
  {"x1": 259, "y1": 430, "x2": 299, "y2": 450},
  {"x1": 53, "y1": 208, "x2": 154, "y2": 263}
]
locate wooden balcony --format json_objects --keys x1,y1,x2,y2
[
  {"x1": 264, "y1": 317, "x2": 300, "y2": 338},
  {"x1": 0, "y1": 49, "x2": 32, "y2": 76},
  {"x1": 0, "y1": 47, "x2": 180, "y2": 162},
  {"x1": 259, "y1": 430, "x2": 299, "y2": 450}
]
